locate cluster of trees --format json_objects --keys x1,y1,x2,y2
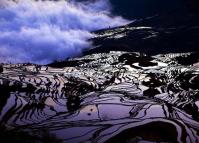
[{"x1": 0, "y1": 65, "x2": 3, "y2": 73}]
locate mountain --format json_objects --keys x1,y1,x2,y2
[
  {"x1": 0, "y1": 1, "x2": 199, "y2": 143},
  {"x1": 84, "y1": 12, "x2": 199, "y2": 56}
]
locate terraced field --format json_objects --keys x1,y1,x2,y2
[{"x1": 0, "y1": 52, "x2": 199, "y2": 143}]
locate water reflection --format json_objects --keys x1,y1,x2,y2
[{"x1": 0, "y1": 52, "x2": 198, "y2": 143}]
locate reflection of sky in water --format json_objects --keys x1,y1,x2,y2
[{"x1": 0, "y1": 52, "x2": 199, "y2": 143}]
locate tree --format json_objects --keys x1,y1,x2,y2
[{"x1": 0, "y1": 65, "x2": 3, "y2": 73}]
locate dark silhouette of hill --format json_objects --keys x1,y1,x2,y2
[
  {"x1": 74, "y1": 0, "x2": 199, "y2": 56},
  {"x1": 84, "y1": 12, "x2": 199, "y2": 55}
]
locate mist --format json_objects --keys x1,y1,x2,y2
[{"x1": 0, "y1": 0, "x2": 128, "y2": 64}]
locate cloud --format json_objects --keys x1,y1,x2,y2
[{"x1": 0, "y1": 0, "x2": 128, "y2": 64}]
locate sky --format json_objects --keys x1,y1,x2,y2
[{"x1": 0, "y1": 0, "x2": 128, "y2": 64}]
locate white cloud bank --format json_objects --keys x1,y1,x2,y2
[{"x1": 0, "y1": 0, "x2": 128, "y2": 64}]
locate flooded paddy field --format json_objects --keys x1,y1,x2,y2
[{"x1": 0, "y1": 52, "x2": 199, "y2": 143}]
